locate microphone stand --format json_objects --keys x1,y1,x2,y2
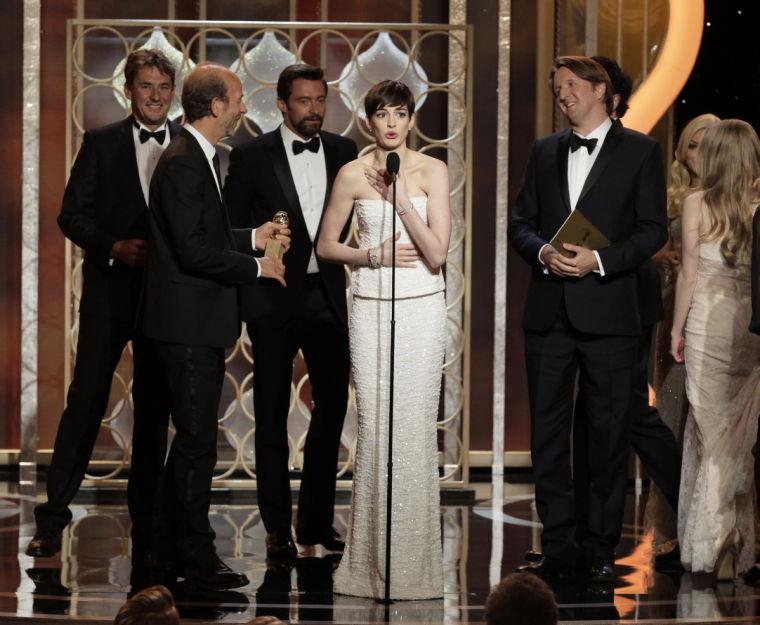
[{"x1": 379, "y1": 166, "x2": 398, "y2": 608}]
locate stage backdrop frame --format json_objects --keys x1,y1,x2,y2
[{"x1": 61, "y1": 19, "x2": 474, "y2": 489}]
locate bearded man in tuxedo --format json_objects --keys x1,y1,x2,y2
[{"x1": 225, "y1": 64, "x2": 357, "y2": 560}]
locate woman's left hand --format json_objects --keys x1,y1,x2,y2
[
  {"x1": 365, "y1": 166, "x2": 410, "y2": 205},
  {"x1": 670, "y1": 333, "x2": 685, "y2": 363}
]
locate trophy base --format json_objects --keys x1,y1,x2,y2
[{"x1": 264, "y1": 239, "x2": 284, "y2": 261}]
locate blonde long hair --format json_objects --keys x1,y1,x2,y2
[
  {"x1": 698, "y1": 119, "x2": 760, "y2": 266},
  {"x1": 667, "y1": 113, "x2": 720, "y2": 220}
]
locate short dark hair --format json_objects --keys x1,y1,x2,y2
[
  {"x1": 113, "y1": 585, "x2": 179, "y2": 625},
  {"x1": 485, "y1": 573, "x2": 558, "y2": 625},
  {"x1": 364, "y1": 80, "x2": 416, "y2": 118},
  {"x1": 591, "y1": 55, "x2": 633, "y2": 118},
  {"x1": 276, "y1": 64, "x2": 327, "y2": 102},
  {"x1": 552, "y1": 55, "x2": 614, "y2": 116},
  {"x1": 124, "y1": 48, "x2": 176, "y2": 89},
  {"x1": 182, "y1": 63, "x2": 230, "y2": 124}
]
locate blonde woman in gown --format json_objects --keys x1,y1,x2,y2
[
  {"x1": 317, "y1": 80, "x2": 451, "y2": 600},
  {"x1": 671, "y1": 119, "x2": 760, "y2": 578},
  {"x1": 646, "y1": 113, "x2": 720, "y2": 555}
]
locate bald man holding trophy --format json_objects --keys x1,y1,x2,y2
[{"x1": 224, "y1": 64, "x2": 358, "y2": 560}]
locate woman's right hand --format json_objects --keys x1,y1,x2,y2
[
  {"x1": 379, "y1": 231, "x2": 419, "y2": 267},
  {"x1": 670, "y1": 332, "x2": 685, "y2": 363}
]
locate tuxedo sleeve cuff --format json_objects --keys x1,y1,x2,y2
[
  {"x1": 593, "y1": 250, "x2": 605, "y2": 276},
  {"x1": 538, "y1": 244, "x2": 550, "y2": 275}
]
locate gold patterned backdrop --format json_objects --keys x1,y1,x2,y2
[{"x1": 64, "y1": 20, "x2": 473, "y2": 488}]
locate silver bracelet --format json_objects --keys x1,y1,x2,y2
[
  {"x1": 367, "y1": 246, "x2": 381, "y2": 269},
  {"x1": 396, "y1": 202, "x2": 411, "y2": 216}
]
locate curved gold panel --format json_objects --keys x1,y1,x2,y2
[{"x1": 624, "y1": 0, "x2": 704, "y2": 134}]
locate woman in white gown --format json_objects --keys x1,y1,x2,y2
[
  {"x1": 317, "y1": 80, "x2": 451, "y2": 600},
  {"x1": 671, "y1": 119, "x2": 760, "y2": 578}
]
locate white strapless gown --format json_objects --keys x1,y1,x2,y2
[{"x1": 333, "y1": 196, "x2": 445, "y2": 600}]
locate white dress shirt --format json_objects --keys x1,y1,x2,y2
[
  {"x1": 280, "y1": 124, "x2": 327, "y2": 274},
  {"x1": 132, "y1": 119, "x2": 169, "y2": 206},
  {"x1": 184, "y1": 123, "x2": 259, "y2": 275},
  {"x1": 540, "y1": 116, "x2": 612, "y2": 276}
]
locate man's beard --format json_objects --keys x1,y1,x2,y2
[{"x1": 295, "y1": 116, "x2": 323, "y2": 138}]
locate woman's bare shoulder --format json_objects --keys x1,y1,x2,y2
[{"x1": 336, "y1": 157, "x2": 368, "y2": 186}]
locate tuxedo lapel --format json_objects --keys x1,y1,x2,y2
[
  {"x1": 314, "y1": 133, "x2": 340, "y2": 243},
  {"x1": 167, "y1": 119, "x2": 182, "y2": 139},
  {"x1": 321, "y1": 133, "x2": 340, "y2": 211},
  {"x1": 556, "y1": 130, "x2": 571, "y2": 213},
  {"x1": 181, "y1": 127, "x2": 235, "y2": 246},
  {"x1": 120, "y1": 118, "x2": 147, "y2": 212},
  {"x1": 576, "y1": 120, "x2": 623, "y2": 207},
  {"x1": 266, "y1": 131, "x2": 309, "y2": 235}
]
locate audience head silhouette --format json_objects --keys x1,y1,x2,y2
[
  {"x1": 485, "y1": 573, "x2": 558, "y2": 625},
  {"x1": 113, "y1": 585, "x2": 179, "y2": 625}
]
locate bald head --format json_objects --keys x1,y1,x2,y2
[{"x1": 182, "y1": 63, "x2": 241, "y2": 124}]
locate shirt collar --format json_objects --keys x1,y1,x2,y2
[
  {"x1": 184, "y1": 123, "x2": 217, "y2": 161},
  {"x1": 280, "y1": 123, "x2": 320, "y2": 154},
  {"x1": 132, "y1": 117, "x2": 168, "y2": 135},
  {"x1": 573, "y1": 116, "x2": 612, "y2": 141}
]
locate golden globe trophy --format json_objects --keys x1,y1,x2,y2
[{"x1": 264, "y1": 211, "x2": 289, "y2": 261}]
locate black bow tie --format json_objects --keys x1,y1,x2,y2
[
  {"x1": 569, "y1": 133, "x2": 598, "y2": 154},
  {"x1": 292, "y1": 136, "x2": 320, "y2": 155},
  {"x1": 138, "y1": 127, "x2": 166, "y2": 145}
]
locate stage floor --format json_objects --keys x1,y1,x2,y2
[{"x1": 1, "y1": 477, "x2": 758, "y2": 624}]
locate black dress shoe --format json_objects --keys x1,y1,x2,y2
[
  {"x1": 517, "y1": 557, "x2": 575, "y2": 582},
  {"x1": 524, "y1": 549, "x2": 543, "y2": 563},
  {"x1": 25, "y1": 530, "x2": 62, "y2": 557},
  {"x1": 587, "y1": 562, "x2": 615, "y2": 583},
  {"x1": 654, "y1": 545, "x2": 684, "y2": 573},
  {"x1": 297, "y1": 527, "x2": 345, "y2": 552},
  {"x1": 266, "y1": 529, "x2": 297, "y2": 560},
  {"x1": 184, "y1": 555, "x2": 249, "y2": 590}
]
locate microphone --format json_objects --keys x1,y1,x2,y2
[{"x1": 386, "y1": 152, "x2": 400, "y2": 180}]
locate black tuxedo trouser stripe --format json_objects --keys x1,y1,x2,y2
[
  {"x1": 35, "y1": 315, "x2": 169, "y2": 551},
  {"x1": 155, "y1": 341, "x2": 224, "y2": 564},
  {"x1": 574, "y1": 325, "x2": 682, "y2": 542},
  {"x1": 249, "y1": 281, "x2": 349, "y2": 536},
  {"x1": 525, "y1": 303, "x2": 637, "y2": 564}
]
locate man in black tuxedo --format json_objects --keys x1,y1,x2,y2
[
  {"x1": 572, "y1": 56, "x2": 683, "y2": 572},
  {"x1": 224, "y1": 64, "x2": 357, "y2": 559},
  {"x1": 509, "y1": 56, "x2": 667, "y2": 582},
  {"x1": 26, "y1": 50, "x2": 180, "y2": 561},
  {"x1": 142, "y1": 63, "x2": 287, "y2": 589}
]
